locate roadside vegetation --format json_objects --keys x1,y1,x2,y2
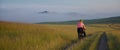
[
  {"x1": 88, "y1": 24, "x2": 120, "y2": 50},
  {"x1": 71, "y1": 32, "x2": 102, "y2": 50},
  {"x1": 106, "y1": 24, "x2": 120, "y2": 50},
  {"x1": 70, "y1": 24, "x2": 120, "y2": 50},
  {"x1": 0, "y1": 22, "x2": 77, "y2": 50}
]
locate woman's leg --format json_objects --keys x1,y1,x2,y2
[{"x1": 77, "y1": 28, "x2": 81, "y2": 39}]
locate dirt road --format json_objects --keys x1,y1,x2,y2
[
  {"x1": 97, "y1": 32, "x2": 109, "y2": 50},
  {"x1": 63, "y1": 32, "x2": 109, "y2": 50},
  {"x1": 63, "y1": 34, "x2": 92, "y2": 50}
]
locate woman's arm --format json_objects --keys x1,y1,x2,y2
[
  {"x1": 83, "y1": 23, "x2": 86, "y2": 30},
  {"x1": 83, "y1": 25, "x2": 86, "y2": 30}
]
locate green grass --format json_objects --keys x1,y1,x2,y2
[
  {"x1": 89, "y1": 32, "x2": 102, "y2": 50},
  {"x1": 88, "y1": 24, "x2": 120, "y2": 50},
  {"x1": 107, "y1": 33, "x2": 120, "y2": 50},
  {"x1": 71, "y1": 24, "x2": 120, "y2": 50},
  {"x1": 71, "y1": 32, "x2": 102, "y2": 50}
]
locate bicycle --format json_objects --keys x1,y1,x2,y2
[{"x1": 78, "y1": 30, "x2": 86, "y2": 40}]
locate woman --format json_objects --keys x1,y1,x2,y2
[{"x1": 77, "y1": 19, "x2": 86, "y2": 39}]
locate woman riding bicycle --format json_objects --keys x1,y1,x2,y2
[{"x1": 77, "y1": 19, "x2": 86, "y2": 39}]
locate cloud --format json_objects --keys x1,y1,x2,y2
[{"x1": 1, "y1": 4, "x2": 120, "y2": 14}]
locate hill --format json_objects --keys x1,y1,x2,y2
[{"x1": 39, "y1": 16, "x2": 120, "y2": 24}]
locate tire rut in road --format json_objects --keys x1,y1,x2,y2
[{"x1": 97, "y1": 32, "x2": 109, "y2": 50}]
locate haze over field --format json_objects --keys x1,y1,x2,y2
[{"x1": 0, "y1": 0, "x2": 120, "y2": 23}]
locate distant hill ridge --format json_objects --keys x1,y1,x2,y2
[{"x1": 39, "y1": 16, "x2": 120, "y2": 24}]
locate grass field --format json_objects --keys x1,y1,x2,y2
[
  {"x1": 87, "y1": 24, "x2": 120, "y2": 50},
  {"x1": 0, "y1": 21, "x2": 120, "y2": 50}
]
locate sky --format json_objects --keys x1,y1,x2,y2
[{"x1": 0, "y1": 0, "x2": 120, "y2": 23}]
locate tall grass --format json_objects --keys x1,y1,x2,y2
[
  {"x1": 0, "y1": 22, "x2": 78, "y2": 50},
  {"x1": 71, "y1": 33, "x2": 98, "y2": 50},
  {"x1": 71, "y1": 24, "x2": 120, "y2": 50},
  {"x1": 0, "y1": 22, "x2": 120, "y2": 50},
  {"x1": 88, "y1": 24, "x2": 120, "y2": 50},
  {"x1": 106, "y1": 24, "x2": 120, "y2": 50},
  {"x1": 89, "y1": 32, "x2": 102, "y2": 50}
]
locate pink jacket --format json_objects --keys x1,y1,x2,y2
[{"x1": 77, "y1": 22, "x2": 85, "y2": 28}]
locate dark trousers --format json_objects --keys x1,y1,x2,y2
[{"x1": 77, "y1": 28, "x2": 86, "y2": 39}]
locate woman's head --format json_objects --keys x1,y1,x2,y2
[{"x1": 79, "y1": 19, "x2": 83, "y2": 22}]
